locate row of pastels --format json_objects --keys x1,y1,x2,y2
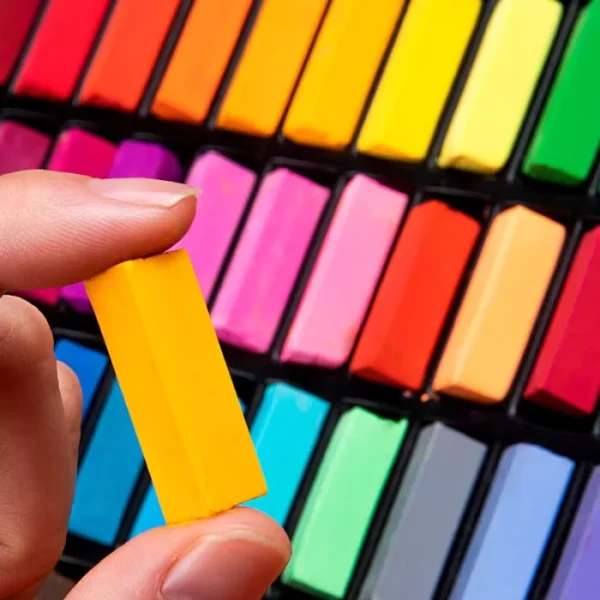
[
  {"x1": 6, "y1": 123, "x2": 600, "y2": 417},
  {"x1": 56, "y1": 334, "x2": 600, "y2": 600},
  {"x1": 1, "y1": 0, "x2": 599, "y2": 184}
]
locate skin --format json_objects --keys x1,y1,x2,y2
[{"x1": 0, "y1": 170, "x2": 291, "y2": 600}]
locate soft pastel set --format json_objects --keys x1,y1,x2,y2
[{"x1": 1, "y1": 0, "x2": 599, "y2": 598}]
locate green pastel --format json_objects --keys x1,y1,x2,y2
[
  {"x1": 522, "y1": 0, "x2": 600, "y2": 185},
  {"x1": 282, "y1": 406, "x2": 408, "y2": 599}
]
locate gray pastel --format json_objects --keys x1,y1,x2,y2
[{"x1": 359, "y1": 422, "x2": 486, "y2": 600}]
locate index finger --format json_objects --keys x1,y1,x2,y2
[{"x1": 0, "y1": 170, "x2": 197, "y2": 291}]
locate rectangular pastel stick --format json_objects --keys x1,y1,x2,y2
[
  {"x1": 68, "y1": 381, "x2": 144, "y2": 545},
  {"x1": 436, "y1": 0, "x2": 563, "y2": 174},
  {"x1": 282, "y1": 0, "x2": 406, "y2": 150},
  {"x1": 523, "y1": 0, "x2": 600, "y2": 185},
  {"x1": 351, "y1": 200, "x2": 481, "y2": 390},
  {"x1": 359, "y1": 423, "x2": 486, "y2": 600},
  {"x1": 449, "y1": 443, "x2": 573, "y2": 600},
  {"x1": 0, "y1": 122, "x2": 54, "y2": 306},
  {"x1": 244, "y1": 383, "x2": 329, "y2": 525},
  {"x1": 546, "y1": 467, "x2": 600, "y2": 599},
  {"x1": 151, "y1": 0, "x2": 253, "y2": 123},
  {"x1": 282, "y1": 407, "x2": 408, "y2": 599},
  {"x1": 0, "y1": 121, "x2": 51, "y2": 175},
  {"x1": 47, "y1": 128, "x2": 117, "y2": 178},
  {"x1": 107, "y1": 140, "x2": 183, "y2": 181},
  {"x1": 170, "y1": 151, "x2": 256, "y2": 299},
  {"x1": 357, "y1": 0, "x2": 482, "y2": 161},
  {"x1": 12, "y1": 0, "x2": 112, "y2": 101},
  {"x1": 78, "y1": 0, "x2": 180, "y2": 112},
  {"x1": 211, "y1": 168, "x2": 329, "y2": 354},
  {"x1": 60, "y1": 283, "x2": 90, "y2": 313},
  {"x1": 0, "y1": 0, "x2": 43, "y2": 84},
  {"x1": 48, "y1": 128, "x2": 117, "y2": 312},
  {"x1": 433, "y1": 206, "x2": 565, "y2": 403},
  {"x1": 215, "y1": 0, "x2": 328, "y2": 137},
  {"x1": 129, "y1": 484, "x2": 165, "y2": 538},
  {"x1": 280, "y1": 175, "x2": 407, "y2": 368},
  {"x1": 525, "y1": 226, "x2": 600, "y2": 414},
  {"x1": 54, "y1": 339, "x2": 108, "y2": 418},
  {"x1": 84, "y1": 249, "x2": 266, "y2": 524},
  {"x1": 16, "y1": 288, "x2": 60, "y2": 306}
]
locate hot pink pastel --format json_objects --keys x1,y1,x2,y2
[
  {"x1": 171, "y1": 151, "x2": 256, "y2": 299},
  {"x1": 211, "y1": 168, "x2": 329, "y2": 354}
]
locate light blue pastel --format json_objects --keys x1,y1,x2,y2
[
  {"x1": 68, "y1": 381, "x2": 144, "y2": 545},
  {"x1": 245, "y1": 382, "x2": 329, "y2": 525},
  {"x1": 55, "y1": 338, "x2": 108, "y2": 418},
  {"x1": 129, "y1": 484, "x2": 165, "y2": 538},
  {"x1": 450, "y1": 443, "x2": 574, "y2": 600}
]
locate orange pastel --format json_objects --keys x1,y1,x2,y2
[
  {"x1": 215, "y1": 0, "x2": 329, "y2": 137},
  {"x1": 151, "y1": 0, "x2": 253, "y2": 123},
  {"x1": 78, "y1": 0, "x2": 180, "y2": 112},
  {"x1": 432, "y1": 205, "x2": 565, "y2": 403}
]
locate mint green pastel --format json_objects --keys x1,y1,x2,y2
[{"x1": 282, "y1": 406, "x2": 409, "y2": 599}]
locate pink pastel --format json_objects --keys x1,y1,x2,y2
[
  {"x1": 280, "y1": 175, "x2": 407, "y2": 367},
  {"x1": 211, "y1": 168, "x2": 329, "y2": 354},
  {"x1": 47, "y1": 128, "x2": 116, "y2": 178},
  {"x1": 171, "y1": 151, "x2": 256, "y2": 299},
  {"x1": 17, "y1": 288, "x2": 60, "y2": 305}
]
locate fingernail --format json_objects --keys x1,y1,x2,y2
[
  {"x1": 161, "y1": 530, "x2": 291, "y2": 600},
  {"x1": 88, "y1": 178, "x2": 199, "y2": 207}
]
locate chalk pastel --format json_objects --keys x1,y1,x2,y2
[
  {"x1": 129, "y1": 484, "x2": 165, "y2": 538},
  {"x1": 449, "y1": 443, "x2": 573, "y2": 600},
  {"x1": 433, "y1": 206, "x2": 565, "y2": 403},
  {"x1": 281, "y1": 175, "x2": 407, "y2": 368},
  {"x1": 78, "y1": 0, "x2": 180, "y2": 112},
  {"x1": 525, "y1": 226, "x2": 600, "y2": 414},
  {"x1": 68, "y1": 381, "x2": 144, "y2": 545},
  {"x1": 358, "y1": 0, "x2": 481, "y2": 161},
  {"x1": 85, "y1": 249, "x2": 266, "y2": 525},
  {"x1": 17, "y1": 288, "x2": 61, "y2": 306},
  {"x1": 47, "y1": 128, "x2": 116, "y2": 178},
  {"x1": 0, "y1": 0, "x2": 43, "y2": 84},
  {"x1": 108, "y1": 140, "x2": 182, "y2": 181},
  {"x1": 48, "y1": 128, "x2": 117, "y2": 312},
  {"x1": 216, "y1": 0, "x2": 329, "y2": 137},
  {"x1": 12, "y1": 0, "x2": 112, "y2": 101},
  {"x1": 152, "y1": 0, "x2": 253, "y2": 123},
  {"x1": 546, "y1": 466, "x2": 600, "y2": 600},
  {"x1": 211, "y1": 168, "x2": 329, "y2": 354},
  {"x1": 282, "y1": 407, "x2": 408, "y2": 599},
  {"x1": 523, "y1": 0, "x2": 600, "y2": 185},
  {"x1": 437, "y1": 0, "x2": 562, "y2": 173},
  {"x1": 283, "y1": 0, "x2": 406, "y2": 149},
  {"x1": 170, "y1": 151, "x2": 256, "y2": 299},
  {"x1": 54, "y1": 338, "x2": 108, "y2": 419},
  {"x1": 245, "y1": 383, "x2": 330, "y2": 525},
  {"x1": 359, "y1": 423, "x2": 486, "y2": 600},
  {"x1": 351, "y1": 200, "x2": 481, "y2": 390},
  {"x1": 0, "y1": 121, "x2": 51, "y2": 175}
]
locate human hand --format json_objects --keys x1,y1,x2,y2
[{"x1": 0, "y1": 170, "x2": 291, "y2": 600}]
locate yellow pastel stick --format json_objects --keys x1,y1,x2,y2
[
  {"x1": 436, "y1": 0, "x2": 562, "y2": 173},
  {"x1": 85, "y1": 249, "x2": 266, "y2": 525},
  {"x1": 357, "y1": 0, "x2": 481, "y2": 162},
  {"x1": 282, "y1": 0, "x2": 405, "y2": 150}
]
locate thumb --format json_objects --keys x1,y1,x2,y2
[
  {"x1": 66, "y1": 508, "x2": 291, "y2": 600},
  {"x1": 0, "y1": 169, "x2": 197, "y2": 291}
]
